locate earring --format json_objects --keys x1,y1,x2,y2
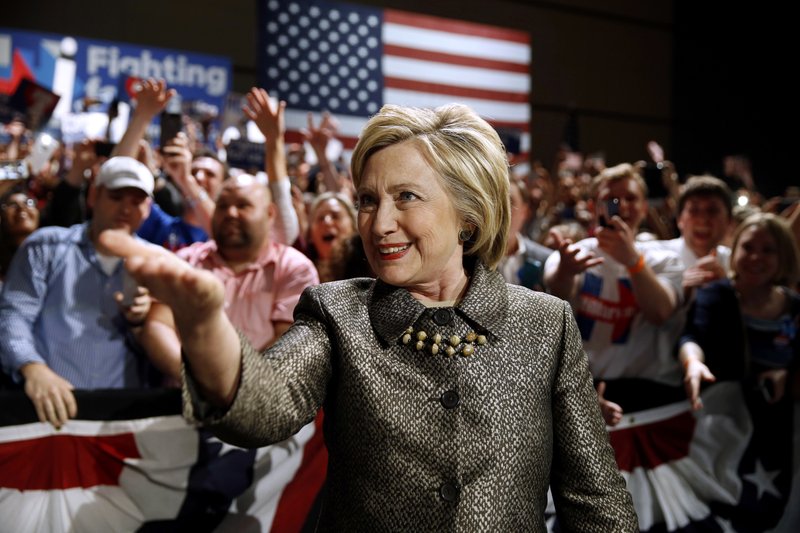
[{"x1": 458, "y1": 228, "x2": 473, "y2": 242}]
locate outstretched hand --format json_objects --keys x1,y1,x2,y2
[
  {"x1": 550, "y1": 230, "x2": 603, "y2": 276},
  {"x1": 683, "y1": 359, "x2": 716, "y2": 410},
  {"x1": 101, "y1": 230, "x2": 242, "y2": 407},
  {"x1": 99, "y1": 230, "x2": 225, "y2": 332}
]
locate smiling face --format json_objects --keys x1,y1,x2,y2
[
  {"x1": 310, "y1": 197, "x2": 354, "y2": 260},
  {"x1": 596, "y1": 177, "x2": 648, "y2": 232},
  {"x1": 0, "y1": 193, "x2": 39, "y2": 243},
  {"x1": 678, "y1": 195, "x2": 731, "y2": 257},
  {"x1": 357, "y1": 141, "x2": 465, "y2": 298},
  {"x1": 732, "y1": 224, "x2": 779, "y2": 289}
]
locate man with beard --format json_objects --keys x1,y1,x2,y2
[{"x1": 139, "y1": 173, "x2": 318, "y2": 378}]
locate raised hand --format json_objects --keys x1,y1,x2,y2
[
  {"x1": 99, "y1": 230, "x2": 224, "y2": 327},
  {"x1": 100, "y1": 229, "x2": 241, "y2": 406},
  {"x1": 243, "y1": 87, "x2": 285, "y2": 141},
  {"x1": 595, "y1": 216, "x2": 639, "y2": 268},
  {"x1": 551, "y1": 229, "x2": 603, "y2": 276},
  {"x1": 133, "y1": 78, "x2": 176, "y2": 119},
  {"x1": 302, "y1": 111, "x2": 335, "y2": 155}
]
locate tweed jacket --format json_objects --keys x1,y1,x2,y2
[{"x1": 185, "y1": 262, "x2": 637, "y2": 531}]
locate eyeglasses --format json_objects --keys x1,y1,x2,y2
[{"x1": 0, "y1": 198, "x2": 37, "y2": 211}]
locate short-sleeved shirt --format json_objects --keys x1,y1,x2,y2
[
  {"x1": 178, "y1": 240, "x2": 319, "y2": 350},
  {"x1": 545, "y1": 238, "x2": 684, "y2": 385}
]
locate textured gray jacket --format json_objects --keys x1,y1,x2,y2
[{"x1": 185, "y1": 262, "x2": 637, "y2": 531}]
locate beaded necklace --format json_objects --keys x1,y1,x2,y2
[{"x1": 402, "y1": 326, "x2": 487, "y2": 357}]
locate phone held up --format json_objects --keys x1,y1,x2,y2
[
  {"x1": 159, "y1": 92, "x2": 183, "y2": 148},
  {"x1": 94, "y1": 141, "x2": 117, "y2": 158},
  {"x1": 0, "y1": 160, "x2": 30, "y2": 181},
  {"x1": 599, "y1": 198, "x2": 620, "y2": 228}
]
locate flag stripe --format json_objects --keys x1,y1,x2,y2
[
  {"x1": 609, "y1": 410, "x2": 696, "y2": 472},
  {"x1": 383, "y1": 23, "x2": 529, "y2": 66},
  {"x1": 260, "y1": 0, "x2": 531, "y2": 162},
  {"x1": 0, "y1": 434, "x2": 140, "y2": 490},
  {"x1": 384, "y1": 56, "x2": 529, "y2": 93},
  {"x1": 382, "y1": 44, "x2": 529, "y2": 74},
  {"x1": 384, "y1": 88, "x2": 529, "y2": 124},
  {"x1": 384, "y1": 9, "x2": 530, "y2": 45},
  {"x1": 385, "y1": 76, "x2": 529, "y2": 104}
]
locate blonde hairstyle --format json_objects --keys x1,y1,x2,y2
[
  {"x1": 730, "y1": 212, "x2": 800, "y2": 286},
  {"x1": 590, "y1": 163, "x2": 647, "y2": 199},
  {"x1": 350, "y1": 104, "x2": 510, "y2": 269}
]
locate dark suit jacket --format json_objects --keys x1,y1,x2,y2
[{"x1": 185, "y1": 261, "x2": 637, "y2": 531}]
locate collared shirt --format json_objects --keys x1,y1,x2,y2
[
  {"x1": 0, "y1": 223, "x2": 149, "y2": 388},
  {"x1": 178, "y1": 240, "x2": 319, "y2": 350},
  {"x1": 136, "y1": 203, "x2": 208, "y2": 252}
]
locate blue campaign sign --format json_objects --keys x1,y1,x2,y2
[{"x1": 0, "y1": 28, "x2": 230, "y2": 116}]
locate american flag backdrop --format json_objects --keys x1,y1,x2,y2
[{"x1": 257, "y1": 0, "x2": 531, "y2": 158}]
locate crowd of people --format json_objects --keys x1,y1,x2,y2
[{"x1": 1, "y1": 77, "x2": 799, "y2": 530}]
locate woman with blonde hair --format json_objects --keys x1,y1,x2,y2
[
  {"x1": 102, "y1": 102, "x2": 636, "y2": 531},
  {"x1": 680, "y1": 212, "x2": 799, "y2": 530}
]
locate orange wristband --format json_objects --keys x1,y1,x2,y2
[{"x1": 627, "y1": 254, "x2": 645, "y2": 275}]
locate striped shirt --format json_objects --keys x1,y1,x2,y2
[{"x1": 0, "y1": 223, "x2": 150, "y2": 388}]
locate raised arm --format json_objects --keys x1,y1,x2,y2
[
  {"x1": 242, "y1": 87, "x2": 300, "y2": 245},
  {"x1": 596, "y1": 218, "x2": 678, "y2": 324},
  {"x1": 303, "y1": 111, "x2": 342, "y2": 194},
  {"x1": 543, "y1": 231, "x2": 603, "y2": 301},
  {"x1": 112, "y1": 79, "x2": 175, "y2": 158},
  {"x1": 99, "y1": 230, "x2": 241, "y2": 407}
]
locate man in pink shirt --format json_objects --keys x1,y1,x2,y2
[{"x1": 141, "y1": 174, "x2": 318, "y2": 377}]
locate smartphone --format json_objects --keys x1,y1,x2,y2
[
  {"x1": 120, "y1": 271, "x2": 139, "y2": 307},
  {"x1": 0, "y1": 160, "x2": 30, "y2": 181},
  {"x1": 599, "y1": 198, "x2": 620, "y2": 228},
  {"x1": 159, "y1": 112, "x2": 183, "y2": 148},
  {"x1": 94, "y1": 141, "x2": 116, "y2": 158}
]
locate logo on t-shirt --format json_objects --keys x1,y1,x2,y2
[{"x1": 576, "y1": 273, "x2": 639, "y2": 344}]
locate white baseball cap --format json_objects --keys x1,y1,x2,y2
[{"x1": 95, "y1": 156, "x2": 154, "y2": 197}]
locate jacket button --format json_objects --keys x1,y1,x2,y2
[
  {"x1": 439, "y1": 482, "x2": 460, "y2": 502},
  {"x1": 440, "y1": 390, "x2": 460, "y2": 409},
  {"x1": 433, "y1": 308, "x2": 453, "y2": 326}
]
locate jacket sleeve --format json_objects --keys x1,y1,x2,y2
[
  {"x1": 183, "y1": 285, "x2": 332, "y2": 448},
  {"x1": 549, "y1": 300, "x2": 639, "y2": 532}
]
